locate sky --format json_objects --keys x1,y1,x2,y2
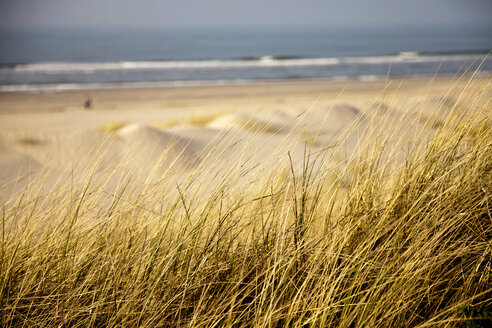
[{"x1": 0, "y1": 0, "x2": 491, "y2": 29}]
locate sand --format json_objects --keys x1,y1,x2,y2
[{"x1": 0, "y1": 77, "x2": 478, "y2": 202}]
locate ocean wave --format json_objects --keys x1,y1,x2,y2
[
  {"x1": 9, "y1": 52, "x2": 488, "y2": 74},
  {"x1": 0, "y1": 75, "x2": 435, "y2": 93},
  {"x1": 12, "y1": 58, "x2": 340, "y2": 73}
]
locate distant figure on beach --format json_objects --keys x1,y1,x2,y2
[{"x1": 83, "y1": 94, "x2": 92, "y2": 110}]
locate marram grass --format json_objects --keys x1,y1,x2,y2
[{"x1": 1, "y1": 76, "x2": 491, "y2": 327}]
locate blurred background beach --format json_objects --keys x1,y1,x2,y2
[
  {"x1": 0, "y1": 1, "x2": 491, "y2": 92},
  {"x1": 0, "y1": 25, "x2": 491, "y2": 92}
]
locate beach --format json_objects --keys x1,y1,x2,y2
[{"x1": 0, "y1": 76, "x2": 483, "y2": 202}]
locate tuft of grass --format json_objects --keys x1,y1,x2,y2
[
  {"x1": 154, "y1": 118, "x2": 181, "y2": 129},
  {"x1": 183, "y1": 112, "x2": 221, "y2": 125},
  {"x1": 1, "y1": 75, "x2": 491, "y2": 327},
  {"x1": 15, "y1": 135, "x2": 41, "y2": 145},
  {"x1": 98, "y1": 121, "x2": 127, "y2": 133},
  {"x1": 156, "y1": 110, "x2": 231, "y2": 129}
]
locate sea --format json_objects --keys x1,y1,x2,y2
[{"x1": 0, "y1": 25, "x2": 491, "y2": 92}]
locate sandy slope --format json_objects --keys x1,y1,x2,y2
[{"x1": 0, "y1": 77, "x2": 480, "y2": 202}]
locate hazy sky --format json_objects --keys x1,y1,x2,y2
[{"x1": 0, "y1": 0, "x2": 491, "y2": 29}]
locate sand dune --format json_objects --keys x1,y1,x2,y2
[
  {"x1": 117, "y1": 124, "x2": 202, "y2": 174},
  {"x1": 0, "y1": 78, "x2": 480, "y2": 201}
]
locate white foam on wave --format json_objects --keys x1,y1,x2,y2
[
  {"x1": 13, "y1": 58, "x2": 341, "y2": 73},
  {"x1": 358, "y1": 75, "x2": 380, "y2": 81},
  {"x1": 11, "y1": 53, "x2": 486, "y2": 74}
]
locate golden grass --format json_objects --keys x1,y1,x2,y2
[
  {"x1": 156, "y1": 110, "x2": 230, "y2": 129},
  {"x1": 154, "y1": 118, "x2": 181, "y2": 129},
  {"x1": 98, "y1": 121, "x2": 127, "y2": 133},
  {"x1": 14, "y1": 135, "x2": 41, "y2": 145},
  {"x1": 184, "y1": 111, "x2": 226, "y2": 125},
  {"x1": 1, "y1": 75, "x2": 491, "y2": 327}
]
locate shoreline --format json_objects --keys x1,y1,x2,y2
[
  {"x1": 1, "y1": 72, "x2": 481, "y2": 93},
  {"x1": 0, "y1": 73, "x2": 461, "y2": 94},
  {"x1": 0, "y1": 76, "x2": 467, "y2": 115}
]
